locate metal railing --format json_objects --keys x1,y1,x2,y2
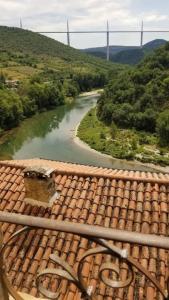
[{"x1": 0, "y1": 211, "x2": 168, "y2": 299}]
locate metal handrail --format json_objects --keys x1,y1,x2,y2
[
  {"x1": 0, "y1": 211, "x2": 168, "y2": 300},
  {"x1": 0, "y1": 211, "x2": 169, "y2": 249}
]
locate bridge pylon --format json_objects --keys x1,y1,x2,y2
[
  {"x1": 106, "y1": 20, "x2": 110, "y2": 61},
  {"x1": 67, "y1": 20, "x2": 70, "y2": 46},
  {"x1": 140, "y1": 21, "x2": 144, "y2": 48},
  {"x1": 20, "y1": 18, "x2": 23, "y2": 29}
]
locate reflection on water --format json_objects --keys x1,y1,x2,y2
[
  {"x1": 0, "y1": 94, "x2": 155, "y2": 171},
  {"x1": 0, "y1": 105, "x2": 67, "y2": 159}
]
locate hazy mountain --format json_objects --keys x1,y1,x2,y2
[
  {"x1": 82, "y1": 39, "x2": 167, "y2": 65},
  {"x1": 82, "y1": 45, "x2": 138, "y2": 56},
  {"x1": 143, "y1": 39, "x2": 167, "y2": 51}
]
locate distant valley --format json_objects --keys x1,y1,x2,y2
[{"x1": 81, "y1": 39, "x2": 167, "y2": 65}]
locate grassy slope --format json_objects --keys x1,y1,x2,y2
[
  {"x1": 78, "y1": 108, "x2": 169, "y2": 166},
  {"x1": 0, "y1": 26, "x2": 114, "y2": 79}
]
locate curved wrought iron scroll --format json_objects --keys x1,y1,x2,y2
[
  {"x1": 0, "y1": 227, "x2": 168, "y2": 300},
  {"x1": 36, "y1": 237, "x2": 168, "y2": 300},
  {"x1": 0, "y1": 227, "x2": 31, "y2": 300}
]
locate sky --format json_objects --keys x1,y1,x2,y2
[{"x1": 0, "y1": 0, "x2": 169, "y2": 48}]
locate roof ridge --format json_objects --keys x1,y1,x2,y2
[
  {"x1": 1, "y1": 159, "x2": 169, "y2": 185},
  {"x1": 55, "y1": 169, "x2": 169, "y2": 184},
  {"x1": 0, "y1": 161, "x2": 25, "y2": 170}
]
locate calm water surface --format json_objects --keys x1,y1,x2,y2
[{"x1": 0, "y1": 94, "x2": 155, "y2": 171}]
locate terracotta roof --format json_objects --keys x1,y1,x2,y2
[
  {"x1": 2, "y1": 158, "x2": 169, "y2": 182},
  {"x1": 0, "y1": 160, "x2": 169, "y2": 300}
]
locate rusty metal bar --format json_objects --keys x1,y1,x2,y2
[{"x1": 0, "y1": 211, "x2": 169, "y2": 249}]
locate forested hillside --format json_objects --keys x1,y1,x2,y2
[
  {"x1": 98, "y1": 42, "x2": 169, "y2": 144},
  {"x1": 0, "y1": 26, "x2": 112, "y2": 73},
  {"x1": 82, "y1": 39, "x2": 167, "y2": 65},
  {"x1": 0, "y1": 26, "x2": 119, "y2": 133},
  {"x1": 77, "y1": 42, "x2": 169, "y2": 166}
]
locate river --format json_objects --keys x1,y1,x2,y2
[{"x1": 0, "y1": 93, "x2": 157, "y2": 171}]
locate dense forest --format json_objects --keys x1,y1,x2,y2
[
  {"x1": 98, "y1": 42, "x2": 169, "y2": 147},
  {"x1": 0, "y1": 71, "x2": 108, "y2": 131},
  {"x1": 0, "y1": 26, "x2": 121, "y2": 133}
]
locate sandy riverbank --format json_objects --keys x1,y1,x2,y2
[
  {"x1": 79, "y1": 89, "x2": 103, "y2": 97},
  {"x1": 74, "y1": 120, "x2": 169, "y2": 174}
]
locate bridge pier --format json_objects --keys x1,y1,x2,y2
[
  {"x1": 106, "y1": 21, "x2": 110, "y2": 61},
  {"x1": 67, "y1": 20, "x2": 70, "y2": 46},
  {"x1": 20, "y1": 18, "x2": 23, "y2": 29},
  {"x1": 140, "y1": 21, "x2": 144, "y2": 48}
]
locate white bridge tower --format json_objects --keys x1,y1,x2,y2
[
  {"x1": 106, "y1": 21, "x2": 110, "y2": 61},
  {"x1": 67, "y1": 20, "x2": 70, "y2": 46}
]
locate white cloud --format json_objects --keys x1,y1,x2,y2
[
  {"x1": 0, "y1": 0, "x2": 168, "y2": 47},
  {"x1": 144, "y1": 14, "x2": 168, "y2": 22}
]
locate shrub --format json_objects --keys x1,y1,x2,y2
[
  {"x1": 100, "y1": 132, "x2": 106, "y2": 139},
  {"x1": 156, "y1": 110, "x2": 169, "y2": 146},
  {"x1": 131, "y1": 138, "x2": 138, "y2": 150},
  {"x1": 110, "y1": 122, "x2": 118, "y2": 139}
]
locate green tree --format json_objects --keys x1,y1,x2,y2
[
  {"x1": 0, "y1": 89, "x2": 23, "y2": 129},
  {"x1": 156, "y1": 110, "x2": 169, "y2": 146},
  {"x1": 97, "y1": 41, "x2": 169, "y2": 136}
]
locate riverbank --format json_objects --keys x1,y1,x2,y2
[
  {"x1": 79, "y1": 89, "x2": 103, "y2": 97},
  {"x1": 0, "y1": 91, "x2": 167, "y2": 172},
  {"x1": 65, "y1": 89, "x2": 102, "y2": 103},
  {"x1": 0, "y1": 92, "x2": 102, "y2": 164},
  {"x1": 0, "y1": 89, "x2": 102, "y2": 142},
  {"x1": 76, "y1": 107, "x2": 169, "y2": 173}
]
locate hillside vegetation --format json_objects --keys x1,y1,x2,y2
[
  {"x1": 78, "y1": 42, "x2": 169, "y2": 166},
  {"x1": 0, "y1": 26, "x2": 116, "y2": 79},
  {"x1": 82, "y1": 39, "x2": 167, "y2": 65},
  {"x1": 98, "y1": 43, "x2": 169, "y2": 138},
  {"x1": 0, "y1": 26, "x2": 120, "y2": 133}
]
